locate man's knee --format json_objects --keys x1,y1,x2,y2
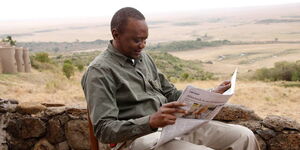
[
  {"x1": 228, "y1": 124, "x2": 260, "y2": 150},
  {"x1": 158, "y1": 140, "x2": 214, "y2": 150},
  {"x1": 130, "y1": 132, "x2": 160, "y2": 150},
  {"x1": 233, "y1": 125, "x2": 256, "y2": 140}
]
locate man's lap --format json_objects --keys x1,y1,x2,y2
[{"x1": 127, "y1": 120, "x2": 256, "y2": 150}]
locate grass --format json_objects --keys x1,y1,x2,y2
[
  {"x1": 0, "y1": 70, "x2": 86, "y2": 106},
  {"x1": 278, "y1": 82, "x2": 300, "y2": 88},
  {"x1": 1, "y1": 70, "x2": 299, "y2": 122}
]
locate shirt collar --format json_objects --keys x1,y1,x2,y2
[{"x1": 107, "y1": 40, "x2": 143, "y2": 67}]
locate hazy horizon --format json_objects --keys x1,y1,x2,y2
[{"x1": 1, "y1": 0, "x2": 300, "y2": 21}]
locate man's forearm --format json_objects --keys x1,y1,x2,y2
[{"x1": 95, "y1": 115, "x2": 157, "y2": 144}]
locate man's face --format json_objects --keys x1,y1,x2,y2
[{"x1": 113, "y1": 18, "x2": 148, "y2": 59}]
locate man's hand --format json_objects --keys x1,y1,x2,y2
[
  {"x1": 212, "y1": 80, "x2": 231, "y2": 94},
  {"x1": 149, "y1": 102, "x2": 187, "y2": 129}
]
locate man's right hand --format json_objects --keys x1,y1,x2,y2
[{"x1": 149, "y1": 102, "x2": 187, "y2": 129}]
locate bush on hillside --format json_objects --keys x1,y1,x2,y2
[
  {"x1": 148, "y1": 52, "x2": 214, "y2": 82},
  {"x1": 254, "y1": 60, "x2": 300, "y2": 81},
  {"x1": 34, "y1": 52, "x2": 51, "y2": 63},
  {"x1": 30, "y1": 52, "x2": 58, "y2": 71},
  {"x1": 62, "y1": 60, "x2": 75, "y2": 79}
]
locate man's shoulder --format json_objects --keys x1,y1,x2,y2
[
  {"x1": 141, "y1": 52, "x2": 154, "y2": 62},
  {"x1": 141, "y1": 52, "x2": 157, "y2": 67},
  {"x1": 88, "y1": 50, "x2": 114, "y2": 69}
]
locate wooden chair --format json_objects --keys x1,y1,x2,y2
[{"x1": 88, "y1": 111, "x2": 99, "y2": 150}]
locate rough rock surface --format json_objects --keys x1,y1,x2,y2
[
  {"x1": 46, "y1": 118, "x2": 66, "y2": 144},
  {"x1": 230, "y1": 120, "x2": 262, "y2": 131},
  {"x1": 16, "y1": 102, "x2": 46, "y2": 114},
  {"x1": 55, "y1": 141, "x2": 70, "y2": 150},
  {"x1": 214, "y1": 103, "x2": 262, "y2": 121},
  {"x1": 263, "y1": 115, "x2": 300, "y2": 132},
  {"x1": 257, "y1": 127, "x2": 277, "y2": 140},
  {"x1": 7, "y1": 137, "x2": 37, "y2": 150},
  {"x1": 7, "y1": 117, "x2": 46, "y2": 139},
  {"x1": 268, "y1": 133, "x2": 300, "y2": 150},
  {"x1": 0, "y1": 98, "x2": 18, "y2": 113},
  {"x1": 0, "y1": 98, "x2": 299, "y2": 150},
  {"x1": 33, "y1": 139, "x2": 55, "y2": 150},
  {"x1": 65, "y1": 119, "x2": 90, "y2": 150},
  {"x1": 44, "y1": 107, "x2": 66, "y2": 117}
]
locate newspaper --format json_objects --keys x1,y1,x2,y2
[{"x1": 155, "y1": 68, "x2": 238, "y2": 149}]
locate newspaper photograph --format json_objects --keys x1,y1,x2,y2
[{"x1": 155, "y1": 68, "x2": 238, "y2": 149}]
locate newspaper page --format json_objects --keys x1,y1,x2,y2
[{"x1": 155, "y1": 68, "x2": 238, "y2": 149}]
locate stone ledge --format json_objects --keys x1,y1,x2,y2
[{"x1": 0, "y1": 98, "x2": 299, "y2": 150}]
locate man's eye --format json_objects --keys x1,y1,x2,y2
[{"x1": 133, "y1": 39, "x2": 140, "y2": 43}]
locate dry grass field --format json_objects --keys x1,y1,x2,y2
[
  {"x1": 170, "y1": 43, "x2": 300, "y2": 76},
  {"x1": 0, "y1": 71, "x2": 299, "y2": 122},
  {"x1": 0, "y1": 70, "x2": 86, "y2": 107}
]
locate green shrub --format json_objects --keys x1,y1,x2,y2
[
  {"x1": 76, "y1": 64, "x2": 84, "y2": 72},
  {"x1": 254, "y1": 60, "x2": 300, "y2": 81},
  {"x1": 63, "y1": 59, "x2": 72, "y2": 65},
  {"x1": 62, "y1": 63, "x2": 75, "y2": 79},
  {"x1": 30, "y1": 54, "x2": 58, "y2": 71},
  {"x1": 34, "y1": 52, "x2": 51, "y2": 63}
]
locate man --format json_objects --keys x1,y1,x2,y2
[{"x1": 81, "y1": 7, "x2": 260, "y2": 150}]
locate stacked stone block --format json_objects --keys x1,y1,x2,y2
[{"x1": 0, "y1": 42, "x2": 31, "y2": 74}]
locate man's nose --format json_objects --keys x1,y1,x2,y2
[{"x1": 138, "y1": 41, "x2": 146, "y2": 49}]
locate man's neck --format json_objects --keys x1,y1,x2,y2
[
  {"x1": 112, "y1": 40, "x2": 119, "y2": 50},
  {"x1": 112, "y1": 40, "x2": 133, "y2": 59}
]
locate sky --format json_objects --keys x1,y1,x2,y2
[{"x1": 0, "y1": 0, "x2": 300, "y2": 21}]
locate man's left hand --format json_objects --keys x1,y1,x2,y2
[{"x1": 212, "y1": 80, "x2": 231, "y2": 94}]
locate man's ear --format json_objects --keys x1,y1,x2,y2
[{"x1": 111, "y1": 28, "x2": 119, "y2": 40}]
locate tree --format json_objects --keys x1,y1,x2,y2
[{"x1": 2, "y1": 35, "x2": 16, "y2": 46}]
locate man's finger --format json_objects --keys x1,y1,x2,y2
[
  {"x1": 161, "y1": 107, "x2": 187, "y2": 114},
  {"x1": 218, "y1": 83, "x2": 231, "y2": 93},
  {"x1": 221, "y1": 80, "x2": 231, "y2": 86},
  {"x1": 163, "y1": 102, "x2": 186, "y2": 108}
]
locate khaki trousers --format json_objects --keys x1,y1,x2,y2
[{"x1": 128, "y1": 121, "x2": 260, "y2": 150}]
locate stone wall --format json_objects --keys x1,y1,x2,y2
[{"x1": 0, "y1": 98, "x2": 299, "y2": 150}]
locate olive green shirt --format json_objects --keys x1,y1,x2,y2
[{"x1": 81, "y1": 41, "x2": 182, "y2": 144}]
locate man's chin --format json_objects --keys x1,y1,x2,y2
[{"x1": 132, "y1": 52, "x2": 142, "y2": 59}]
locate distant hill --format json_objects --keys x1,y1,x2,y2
[
  {"x1": 17, "y1": 40, "x2": 108, "y2": 52},
  {"x1": 51, "y1": 50, "x2": 214, "y2": 82}
]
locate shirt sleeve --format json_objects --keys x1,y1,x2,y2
[
  {"x1": 158, "y1": 70, "x2": 182, "y2": 102},
  {"x1": 81, "y1": 66, "x2": 157, "y2": 144}
]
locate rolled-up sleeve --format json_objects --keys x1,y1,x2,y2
[{"x1": 81, "y1": 66, "x2": 156, "y2": 144}]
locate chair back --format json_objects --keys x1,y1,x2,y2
[{"x1": 88, "y1": 110, "x2": 99, "y2": 150}]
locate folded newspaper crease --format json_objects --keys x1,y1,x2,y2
[{"x1": 154, "y1": 68, "x2": 238, "y2": 149}]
